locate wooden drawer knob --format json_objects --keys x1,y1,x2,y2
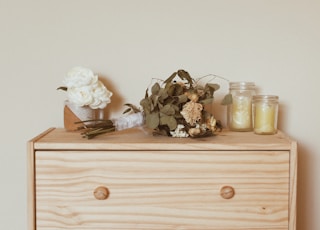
[
  {"x1": 220, "y1": 185, "x2": 235, "y2": 199},
  {"x1": 94, "y1": 186, "x2": 109, "y2": 200}
]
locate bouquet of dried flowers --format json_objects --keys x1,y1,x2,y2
[{"x1": 140, "y1": 69, "x2": 222, "y2": 138}]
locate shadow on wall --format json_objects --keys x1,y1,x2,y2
[{"x1": 99, "y1": 75, "x2": 125, "y2": 119}]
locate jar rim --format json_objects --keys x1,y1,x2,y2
[
  {"x1": 253, "y1": 95, "x2": 279, "y2": 101},
  {"x1": 229, "y1": 82, "x2": 255, "y2": 89}
]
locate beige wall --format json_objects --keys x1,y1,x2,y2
[{"x1": 1, "y1": 0, "x2": 319, "y2": 229}]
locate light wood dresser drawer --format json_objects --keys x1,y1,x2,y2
[{"x1": 28, "y1": 128, "x2": 297, "y2": 230}]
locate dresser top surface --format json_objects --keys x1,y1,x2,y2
[{"x1": 29, "y1": 127, "x2": 296, "y2": 151}]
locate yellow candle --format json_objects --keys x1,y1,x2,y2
[
  {"x1": 227, "y1": 82, "x2": 255, "y2": 131},
  {"x1": 253, "y1": 95, "x2": 278, "y2": 135},
  {"x1": 231, "y1": 96, "x2": 252, "y2": 130}
]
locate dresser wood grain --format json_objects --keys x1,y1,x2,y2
[{"x1": 28, "y1": 128, "x2": 297, "y2": 230}]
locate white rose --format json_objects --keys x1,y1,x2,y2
[
  {"x1": 61, "y1": 66, "x2": 113, "y2": 109},
  {"x1": 67, "y1": 85, "x2": 94, "y2": 107},
  {"x1": 63, "y1": 66, "x2": 98, "y2": 88},
  {"x1": 89, "y1": 81, "x2": 113, "y2": 109}
]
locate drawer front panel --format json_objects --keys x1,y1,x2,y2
[{"x1": 35, "y1": 150, "x2": 289, "y2": 230}]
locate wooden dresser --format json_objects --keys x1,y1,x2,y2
[{"x1": 28, "y1": 127, "x2": 297, "y2": 230}]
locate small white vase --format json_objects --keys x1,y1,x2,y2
[{"x1": 64, "y1": 101, "x2": 104, "y2": 131}]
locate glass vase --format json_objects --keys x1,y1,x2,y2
[{"x1": 64, "y1": 101, "x2": 104, "y2": 131}]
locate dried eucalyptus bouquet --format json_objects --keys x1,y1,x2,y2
[{"x1": 140, "y1": 69, "x2": 222, "y2": 138}]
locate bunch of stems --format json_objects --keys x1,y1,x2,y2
[{"x1": 76, "y1": 119, "x2": 115, "y2": 139}]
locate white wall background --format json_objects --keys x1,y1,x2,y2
[{"x1": 0, "y1": 0, "x2": 319, "y2": 229}]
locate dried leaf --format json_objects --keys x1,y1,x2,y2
[
  {"x1": 171, "y1": 104, "x2": 180, "y2": 112},
  {"x1": 167, "y1": 83, "x2": 183, "y2": 96},
  {"x1": 146, "y1": 112, "x2": 160, "y2": 129},
  {"x1": 221, "y1": 93, "x2": 233, "y2": 105},
  {"x1": 160, "y1": 104, "x2": 175, "y2": 116},
  {"x1": 140, "y1": 98, "x2": 151, "y2": 113},
  {"x1": 151, "y1": 95, "x2": 160, "y2": 109},
  {"x1": 165, "y1": 83, "x2": 174, "y2": 96},
  {"x1": 144, "y1": 88, "x2": 149, "y2": 98},
  {"x1": 57, "y1": 86, "x2": 67, "y2": 91},
  {"x1": 177, "y1": 69, "x2": 193, "y2": 86},
  {"x1": 165, "y1": 81, "x2": 173, "y2": 90},
  {"x1": 158, "y1": 88, "x2": 169, "y2": 102},
  {"x1": 174, "y1": 94, "x2": 188, "y2": 104},
  {"x1": 151, "y1": 83, "x2": 161, "y2": 95},
  {"x1": 203, "y1": 83, "x2": 219, "y2": 99},
  {"x1": 206, "y1": 83, "x2": 220, "y2": 92},
  {"x1": 122, "y1": 108, "x2": 131, "y2": 114},
  {"x1": 123, "y1": 103, "x2": 141, "y2": 113},
  {"x1": 164, "y1": 72, "x2": 177, "y2": 84},
  {"x1": 160, "y1": 115, "x2": 177, "y2": 130},
  {"x1": 174, "y1": 84, "x2": 184, "y2": 96},
  {"x1": 199, "y1": 98, "x2": 214, "y2": 105}
]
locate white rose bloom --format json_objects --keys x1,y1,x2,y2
[
  {"x1": 62, "y1": 66, "x2": 113, "y2": 109},
  {"x1": 90, "y1": 81, "x2": 113, "y2": 109},
  {"x1": 67, "y1": 86, "x2": 94, "y2": 107},
  {"x1": 63, "y1": 66, "x2": 98, "y2": 88}
]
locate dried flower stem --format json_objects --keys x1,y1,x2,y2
[
  {"x1": 75, "y1": 119, "x2": 115, "y2": 139},
  {"x1": 196, "y1": 74, "x2": 230, "y2": 85},
  {"x1": 81, "y1": 127, "x2": 116, "y2": 139}
]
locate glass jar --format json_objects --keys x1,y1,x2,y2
[
  {"x1": 227, "y1": 82, "x2": 256, "y2": 131},
  {"x1": 252, "y1": 95, "x2": 279, "y2": 135},
  {"x1": 64, "y1": 100, "x2": 104, "y2": 131}
]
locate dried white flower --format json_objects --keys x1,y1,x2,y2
[
  {"x1": 170, "y1": 124, "x2": 189, "y2": 138},
  {"x1": 180, "y1": 101, "x2": 203, "y2": 125}
]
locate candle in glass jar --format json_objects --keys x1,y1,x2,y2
[
  {"x1": 253, "y1": 95, "x2": 279, "y2": 135},
  {"x1": 231, "y1": 96, "x2": 252, "y2": 130},
  {"x1": 227, "y1": 82, "x2": 255, "y2": 131}
]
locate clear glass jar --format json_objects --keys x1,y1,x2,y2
[
  {"x1": 64, "y1": 100, "x2": 104, "y2": 131},
  {"x1": 252, "y1": 95, "x2": 279, "y2": 135},
  {"x1": 227, "y1": 82, "x2": 256, "y2": 131}
]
